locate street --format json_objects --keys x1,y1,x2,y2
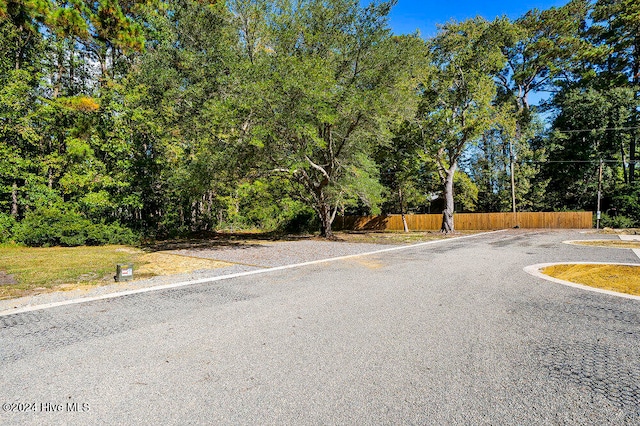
[{"x1": 1, "y1": 230, "x2": 639, "y2": 424}]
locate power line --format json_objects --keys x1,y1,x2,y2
[
  {"x1": 553, "y1": 125, "x2": 640, "y2": 134},
  {"x1": 522, "y1": 159, "x2": 624, "y2": 164}
]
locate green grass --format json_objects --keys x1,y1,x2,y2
[
  {"x1": 0, "y1": 244, "x2": 234, "y2": 300},
  {"x1": 0, "y1": 245, "x2": 143, "y2": 299}
]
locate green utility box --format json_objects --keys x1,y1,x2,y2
[{"x1": 116, "y1": 264, "x2": 134, "y2": 282}]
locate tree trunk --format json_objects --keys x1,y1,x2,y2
[
  {"x1": 11, "y1": 181, "x2": 19, "y2": 217},
  {"x1": 15, "y1": 27, "x2": 22, "y2": 71},
  {"x1": 53, "y1": 44, "x2": 64, "y2": 99},
  {"x1": 313, "y1": 185, "x2": 334, "y2": 238},
  {"x1": 399, "y1": 187, "x2": 408, "y2": 232},
  {"x1": 441, "y1": 165, "x2": 456, "y2": 233},
  {"x1": 318, "y1": 202, "x2": 333, "y2": 238},
  {"x1": 620, "y1": 140, "x2": 629, "y2": 184},
  {"x1": 631, "y1": 131, "x2": 636, "y2": 183},
  {"x1": 69, "y1": 45, "x2": 75, "y2": 95},
  {"x1": 632, "y1": 34, "x2": 639, "y2": 183}
]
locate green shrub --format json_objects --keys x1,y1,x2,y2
[
  {"x1": 611, "y1": 185, "x2": 640, "y2": 226},
  {"x1": 0, "y1": 212, "x2": 17, "y2": 243},
  {"x1": 14, "y1": 207, "x2": 138, "y2": 247},
  {"x1": 88, "y1": 222, "x2": 138, "y2": 245},
  {"x1": 599, "y1": 213, "x2": 636, "y2": 229},
  {"x1": 13, "y1": 207, "x2": 72, "y2": 246},
  {"x1": 279, "y1": 207, "x2": 319, "y2": 234}
]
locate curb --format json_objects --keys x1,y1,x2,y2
[
  {"x1": 562, "y1": 239, "x2": 640, "y2": 260},
  {"x1": 524, "y1": 262, "x2": 640, "y2": 302}
]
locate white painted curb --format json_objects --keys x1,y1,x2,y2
[
  {"x1": 0, "y1": 230, "x2": 506, "y2": 316},
  {"x1": 524, "y1": 262, "x2": 640, "y2": 302},
  {"x1": 619, "y1": 235, "x2": 640, "y2": 241}
]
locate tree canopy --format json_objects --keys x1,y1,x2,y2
[{"x1": 2, "y1": 0, "x2": 639, "y2": 245}]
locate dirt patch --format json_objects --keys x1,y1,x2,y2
[
  {"x1": 541, "y1": 264, "x2": 640, "y2": 296},
  {"x1": 333, "y1": 230, "x2": 482, "y2": 245},
  {"x1": 0, "y1": 271, "x2": 18, "y2": 285},
  {"x1": 143, "y1": 232, "x2": 296, "y2": 251},
  {"x1": 143, "y1": 230, "x2": 482, "y2": 251},
  {"x1": 594, "y1": 228, "x2": 640, "y2": 235},
  {"x1": 135, "y1": 252, "x2": 231, "y2": 277}
]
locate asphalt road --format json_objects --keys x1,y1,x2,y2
[{"x1": 1, "y1": 230, "x2": 639, "y2": 425}]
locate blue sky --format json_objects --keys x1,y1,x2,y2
[{"x1": 385, "y1": 0, "x2": 570, "y2": 37}]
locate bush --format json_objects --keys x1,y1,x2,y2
[
  {"x1": 604, "y1": 183, "x2": 640, "y2": 228},
  {"x1": 278, "y1": 207, "x2": 319, "y2": 234},
  {"x1": 599, "y1": 213, "x2": 636, "y2": 229},
  {"x1": 87, "y1": 222, "x2": 138, "y2": 245},
  {"x1": 0, "y1": 212, "x2": 17, "y2": 243},
  {"x1": 13, "y1": 207, "x2": 138, "y2": 247}
]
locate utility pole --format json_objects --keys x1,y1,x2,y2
[{"x1": 596, "y1": 159, "x2": 603, "y2": 229}]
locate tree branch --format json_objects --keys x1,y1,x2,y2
[
  {"x1": 334, "y1": 112, "x2": 363, "y2": 160},
  {"x1": 305, "y1": 155, "x2": 331, "y2": 182}
]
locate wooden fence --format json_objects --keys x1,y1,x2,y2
[{"x1": 334, "y1": 212, "x2": 593, "y2": 231}]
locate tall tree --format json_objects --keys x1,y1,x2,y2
[
  {"x1": 590, "y1": 0, "x2": 640, "y2": 182},
  {"x1": 543, "y1": 85, "x2": 635, "y2": 211},
  {"x1": 486, "y1": 2, "x2": 589, "y2": 215},
  {"x1": 375, "y1": 122, "x2": 432, "y2": 230},
  {"x1": 0, "y1": 0, "x2": 49, "y2": 217},
  {"x1": 232, "y1": 0, "x2": 419, "y2": 237},
  {"x1": 122, "y1": 0, "x2": 237, "y2": 234},
  {"x1": 497, "y1": 1, "x2": 590, "y2": 116},
  {"x1": 417, "y1": 18, "x2": 506, "y2": 232}
]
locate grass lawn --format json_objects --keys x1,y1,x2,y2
[
  {"x1": 0, "y1": 245, "x2": 229, "y2": 300},
  {"x1": 542, "y1": 264, "x2": 640, "y2": 296}
]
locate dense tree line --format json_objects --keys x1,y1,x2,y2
[{"x1": 1, "y1": 0, "x2": 638, "y2": 244}]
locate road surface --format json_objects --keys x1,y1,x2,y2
[{"x1": 1, "y1": 230, "x2": 639, "y2": 424}]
